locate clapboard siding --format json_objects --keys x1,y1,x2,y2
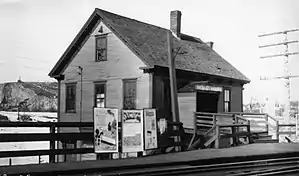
[{"x1": 59, "y1": 21, "x2": 150, "y2": 131}]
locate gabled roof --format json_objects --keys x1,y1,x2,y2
[{"x1": 49, "y1": 8, "x2": 250, "y2": 83}]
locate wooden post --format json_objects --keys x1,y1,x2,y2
[
  {"x1": 265, "y1": 114, "x2": 269, "y2": 133},
  {"x1": 213, "y1": 115, "x2": 216, "y2": 135},
  {"x1": 296, "y1": 114, "x2": 298, "y2": 136},
  {"x1": 215, "y1": 125, "x2": 220, "y2": 149},
  {"x1": 232, "y1": 126, "x2": 236, "y2": 147},
  {"x1": 167, "y1": 30, "x2": 180, "y2": 123},
  {"x1": 167, "y1": 30, "x2": 180, "y2": 152},
  {"x1": 276, "y1": 121, "x2": 279, "y2": 141},
  {"x1": 247, "y1": 121, "x2": 251, "y2": 144},
  {"x1": 194, "y1": 112, "x2": 197, "y2": 134},
  {"x1": 49, "y1": 124, "x2": 56, "y2": 163}
]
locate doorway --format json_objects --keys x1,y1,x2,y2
[{"x1": 196, "y1": 92, "x2": 219, "y2": 113}]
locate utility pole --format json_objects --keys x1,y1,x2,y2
[
  {"x1": 167, "y1": 30, "x2": 180, "y2": 123},
  {"x1": 259, "y1": 29, "x2": 299, "y2": 123},
  {"x1": 167, "y1": 30, "x2": 181, "y2": 152},
  {"x1": 77, "y1": 66, "x2": 83, "y2": 125}
]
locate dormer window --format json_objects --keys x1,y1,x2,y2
[{"x1": 95, "y1": 34, "x2": 107, "y2": 61}]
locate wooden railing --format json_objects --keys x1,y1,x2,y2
[
  {"x1": 188, "y1": 112, "x2": 251, "y2": 149},
  {"x1": 0, "y1": 122, "x2": 94, "y2": 164},
  {"x1": 0, "y1": 121, "x2": 186, "y2": 165},
  {"x1": 225, "y1": 112, "x2": 299, "y2": 142},
  {"x1": 201, "y1": 123, "x2": 251, "y2": 149}
]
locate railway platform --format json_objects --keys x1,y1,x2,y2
[{"x1": 1, "y1": 143, "x2": 299, "y2": 175}]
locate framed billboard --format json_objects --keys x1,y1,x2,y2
[
  {"x1": 122, "y1": 109, "x2": 144, "y2": 153},
  {"x1": 94, "y1": 107, "x2": 118, "y2": 153},
  {"x1": 143, "y1": 108, "x2": 158, "y2": 150}
]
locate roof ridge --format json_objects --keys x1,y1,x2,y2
[
  {"x1": 95, "y1": 8, "x2": 169, "y2": 31},
  {"x1": 96, "y1": 8, "x2": 206, "y2": 44}
]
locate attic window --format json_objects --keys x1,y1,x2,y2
[{"x1": 95, "y1": 35, "x2": 107, "y2": 62}]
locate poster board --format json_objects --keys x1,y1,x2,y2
[
  {"x1": 122, "y1": 109, "x2": 144, "y2": 153},
  {"x1": 94, "y1": 108, "x2": 118, "y2": 153},
  {"x1": 143, "y1": 108, "x2": 158, "y2": 150}
]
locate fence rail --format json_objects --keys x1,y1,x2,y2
[
  {"x1": 0, "y1": 120, "x2": 185, "y2": 165},
  {"x1": 0, "y1": 122, "x2": 94, "y2": 164},
  {"x1": 225, "y1": 112, "x2": 299, "y2": 141}
]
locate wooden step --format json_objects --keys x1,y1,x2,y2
[
  {"x1": 257, "y1": 135, "x2": 273, "y2": 140},
  {"x1": 254, "y1": 139, "x2": 278, "y2": 143},
  {"x1": 252, "y1": 131, "x2": 268, "y2": 135}
]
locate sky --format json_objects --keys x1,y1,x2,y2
[{"x1": 0, "y1": 0, "x2": 299, "y2": 104}]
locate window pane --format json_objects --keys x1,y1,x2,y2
[
  {"x1": 224, "y1": 102, "x2": 229, "y2": 112},
  {"x1": 66, "y1": 84, "x2": 76, "y2": 112},
  {"x1": 123, "y1": 80, "x2": 136, "y2": 109},
  {"x1": 97, "y1": 37, "x2": 107, "y2": 49},
  {"x1": 224, "y1": 89, "x2": 230, "y2": 101},
  {"x1": 95, "y1": 84, "x2": 105, "y2": 94},
  {"x1": 96, "y1": 36, "x2": 107, "y2": 61},
  {"x1": 95, "y1": 83, "x2": 105, "y2": 108}
]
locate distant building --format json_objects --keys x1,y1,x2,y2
[{"x1": 49, "y1": 9, "x2": 250, "y2": 161}]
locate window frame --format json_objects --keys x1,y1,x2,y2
[
  {"x1": 123, "y1": 79, "x2": 137, "y2": 110},
  {"x1": 65, "y1": 83, "x2": 77, "y2": 113},
  {"x1": 95, "y1": 34, "x2": 108, "y2": 62},
  {"x1": 223, "y1": 88, "x2": 231, "y2": 112},
  {"x1": 94, "y1": 81, "x2": 106, "y2": 108}
]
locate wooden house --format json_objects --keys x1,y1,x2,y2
[{"x1": 49, "y1": 8, "x2": 250, "y2": 160}]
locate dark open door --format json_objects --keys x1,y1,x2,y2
[{"x1": 196, "y1": 92, "x2": 219, "y2": 113}]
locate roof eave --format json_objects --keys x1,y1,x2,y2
[{"x1": 48, "y1": 10, "x2": 99, "y2": 78}]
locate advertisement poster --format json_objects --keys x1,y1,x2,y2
[
  {"x1": 94, "y1": 108, "x2": 118, "y2": 153},
  {"x1": 122, "y1": 110, "x2": 144, "y2": 152},
  {"x1": 144, "y1": 109, "x2": 158, "y2": 150}
]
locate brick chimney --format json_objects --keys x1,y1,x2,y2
[
  {"x1": 206, "y1": 41, "x2": 214, "y2": 49},
  {"x1": 170, "y1": 10, "x2": 182, "y2": 37}
]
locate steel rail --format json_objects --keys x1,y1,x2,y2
[{"x1": 101, "y1": 157, "x2": 299, "y2": 176}]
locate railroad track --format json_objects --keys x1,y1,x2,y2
[{"x1": 100, "y1": 157, "x2": 299, "y2": 176}]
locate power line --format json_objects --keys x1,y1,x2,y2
[
  {"x1": 258, "y1": 28, "x2": 299, "y2": 123},
  {"x1": 258, "y1": 29, "x2": 299, "y2": 37}
]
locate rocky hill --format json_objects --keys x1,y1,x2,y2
[{"x1": 0, "y1": 81, "x2": 58, "y2": 112}]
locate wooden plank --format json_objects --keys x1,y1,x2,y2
[
  {"x1": 215, "y1": 126, "x2": 220, "y2": 149},
  {"x1": 279, "y1": 131, "x2": 296, "y2": 135},
  {"x1": 204, "y1": 135, "x2": 217, "y2": 147},
  {"x1": 204, "y1": 126, "x2": 216, "y2": 137},
  {"x1": 225, "y1": 112, "x2": 267, "y2": 116},
  {"x1": 220, "y1": 132, "x2": 252, "y2": 139},
  {"x1": 242, "y1": 116, "x2": 265, "y2": 119},
  {"x1": 0, "y1": 132, "x2": 93, "y2": 142},
  {"x1": 196, "y1": 123, "x2": 213, "y2": 128},
  {"x1": 0, "y1": 122, "x2": 93, "y2": 128},
  {"x1": 196, "y1": 115, "x2": 214, "y2": 120},
  {"x1": 0, "y1": 148, "x2": 94, "y2": 158},
  {"x1": 196, "y1": 119, "x2": 214, "y2": 125},
  {"x1": 195, "y1": 112, "x2": 234, "y2": 117},
  {"x1": 279, "y1": 124, "x2": 296, "y2": 127},
  {"x1": 218, "y1": 124, "x2": 249, "y2": 128}
]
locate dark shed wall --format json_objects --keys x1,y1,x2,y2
[{"x1": 217, "y1": 83, "x2": 243, "y2": 113}]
